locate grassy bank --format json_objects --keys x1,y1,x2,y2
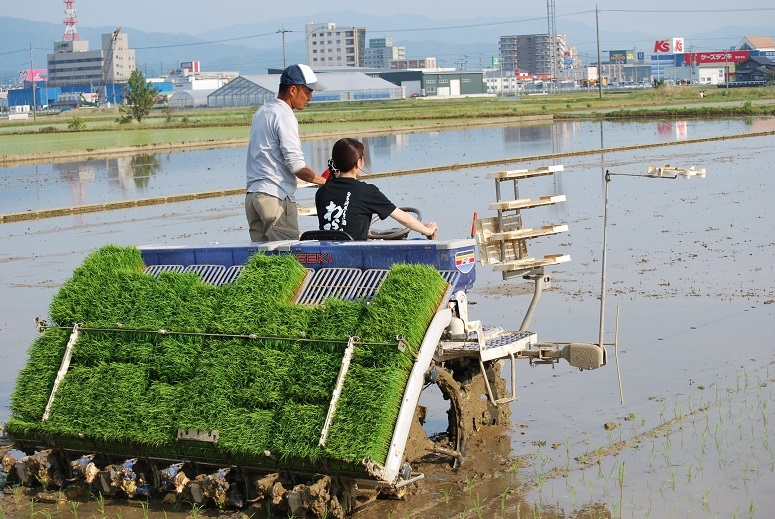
[{"x1": 1, "y1": 85, "x2": 774, "y2": 162}]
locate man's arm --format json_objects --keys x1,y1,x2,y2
[{"x1": 295, "y1": 166, "x2": 326, "y2": 186}]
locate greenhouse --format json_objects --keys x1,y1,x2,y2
[
  {"x1": 207, "y1": 72, "x2": 404, "y2": 107},
  {"x1": 168, "y1": 89, "x2": 215, "y2": 109}
]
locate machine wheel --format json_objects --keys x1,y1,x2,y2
[
  {"x1": 404, "y1": 364, "x2": 472, "y2": 468},
  {"x1": 434, "y1": 365, "x2": 472, "y2": 466}
]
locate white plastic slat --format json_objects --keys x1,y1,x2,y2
[
  {"x1": 183, "y1": 264, "x2": 227, "y2": 285},
  {"x1": 143, "y1": 264, "x2": 184, "y2": 277},
  {"x1": 346, "y1": 269, "x2": 389, "y2": 302},
  {"x1": 217, "y1": 265, "x2": 245, "y2": 285},
  {"x1": 439, "y1": 270, "x2": 460, "y2": 289},
  {"x1": 297, "y1": 268, "x2": 363, "y2": 305}
]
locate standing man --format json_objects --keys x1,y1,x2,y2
[{"x1": 245, "y1": 64, "x2": 327, "y2": 241}]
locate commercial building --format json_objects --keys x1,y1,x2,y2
[
  {"x1": 306, "y1": 23, "x2": 367, "y2": 68},
  {"x1": 47, "y1": 31, "x2": 135, "y2": 88},
  {"x1": 498, "y1": 33, "x2": 569, "y2": 76},
  {"x1": 165, "y1": 61, "x2": 239, "y2": 91},
  {"x1": 377, "y1": 70, "x2": 486, "y2": 97},
  {"x1": 364, "y1": 38, "x2": 405, "y2": 69},
  {"x1": 390, "y1": 58, "x2": 437, "y2": 70}
]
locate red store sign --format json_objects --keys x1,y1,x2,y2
[{"x1": 684, "y1": 51, "x2": 749, "y2": 64}]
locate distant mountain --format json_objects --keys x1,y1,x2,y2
[
  {"x1": 1, "y1": 13, "x2": 769, "y2": 85},
  {"x1": 0, "y1": 16, "x2": 282, "y2": 83}
]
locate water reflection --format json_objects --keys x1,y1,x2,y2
[
  {"x1": 656, "y1": 121, "x2": 688, "y2": 140},
  {"x1": 0, "y1": 118, "x2": 766, "y2": 215},
  {"x1": 125, "y1": 155, "x2": 163, "y2": 189}
]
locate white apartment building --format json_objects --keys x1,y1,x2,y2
[
  {"x1": 498, "y1": 33, "x2": 569, "y2": 76},
  {"x1": 364, "y1": 38, "x2": 405, "y2": 69},
  {"x1": 306, "y1": 22, "x2": 366, "y2": 68}
]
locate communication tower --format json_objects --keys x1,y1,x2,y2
[{"x1": 62, "y1": 0, "x2": 80, "y2": 41}]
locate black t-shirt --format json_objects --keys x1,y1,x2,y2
[{"x1": 315, "y1": 177, "x2": 397, "y2": 240}]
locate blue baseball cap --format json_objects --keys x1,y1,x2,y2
[{"x1": 280, "y1": 64, "x2": 326, "y2": 91}]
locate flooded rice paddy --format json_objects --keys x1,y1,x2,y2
[{"x1": 0, "y1": 118, "x2": 773, "y2": 517}]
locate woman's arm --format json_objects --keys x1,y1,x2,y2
[{"x1": 390, "y1": 208, "x2": 438, "y2": 238}]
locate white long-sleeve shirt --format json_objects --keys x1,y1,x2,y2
[{"x1": 245, "y1": 98, "x2": 307, "y2": 201}]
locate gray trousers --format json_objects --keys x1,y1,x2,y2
[{"x1": 245, "y1": 192, "x2": 299, "y2": 242}]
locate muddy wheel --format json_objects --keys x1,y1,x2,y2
[
  {"x1": 403, "y1": 364, "x2": 473, "y2": 468},
  {"x1": 433, "y1": 366, "x2": 472, "y2": 466}
]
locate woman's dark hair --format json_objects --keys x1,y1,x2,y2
[{"x1": 329, "y1": 138, "x2": 364, "y2": 174}]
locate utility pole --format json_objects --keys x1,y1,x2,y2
[
  {"x1": 725, "y1": 53, "x2": 730, "y2": 91},
  {"x1": 595, "y1": 5, "x2": 603, "y2": 99},
  {"x1": 29, "y1": 44, "x2": 37, "y2": 121},
  {"x1": 277, "y1": 27, "x2": 291, "y2": 68},
  {"x1": 547, "y1": 0, "x2": 556, "y2": 94}
]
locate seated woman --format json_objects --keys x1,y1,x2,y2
[{"x1": 315, "y1": 138, "x2": 438, "y2": 241}]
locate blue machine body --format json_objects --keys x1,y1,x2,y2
[{"x1": 139, "y1": 239, "x2": 477, "y2": 291}]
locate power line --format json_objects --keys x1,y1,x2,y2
[
  {"x1": 133, "y1": 32, "x2": 278, "y2": 50},
  {"x1": 369, "y1": 11, "x2": 593, "y2": 33},
  {"x1": 603, "y1": 7, "x2": 775, "y2": 14},
  {"x1": 0, "y1": 48, "x2": 29, "y2": 56}
]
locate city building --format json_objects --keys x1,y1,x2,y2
[
  {"x1": 483, "y1": 70, "x2": 524, "y2": 95},
  {"x1": 390, "y1": 58, "x2": 438, "y2": 70},
  {"x1": 364, "y1": 38, "x2": 405, "y2": 69},
  {"x1": 306, "y1": 23, "x2": 367, "y2": 68},
  {"x1": 498, "y1": 33, "x2": 569, "y2": 76},
  {"x1": 165, "y1": 61, "x2": 239, "y2": 91},
  {"x1": 47, "y1": 31, "x2": 135, "y2": 88}
]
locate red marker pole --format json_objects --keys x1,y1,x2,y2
[{"x1": 470, "y1": 212, "x2": 478, "y2": 238}]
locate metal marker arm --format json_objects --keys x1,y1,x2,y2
[
  {"x1": 319, "y1": 336, "x2": 359, "y2": 447},
  {"x1": 42, "y1": 322, "x2": 81, "y2": 421}
]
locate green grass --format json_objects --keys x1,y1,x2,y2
[{"x1": 7, "y1": 245, "x2": 449, "y2": 471}]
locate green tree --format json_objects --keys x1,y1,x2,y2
[
  {"x1": 122, "y1": 69, "x2": 160, "y2": 123},
  {"x1": 67, "y1": 116, "x2": 85, "y2": 131}
]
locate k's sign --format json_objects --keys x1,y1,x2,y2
[
  {"x1": 654, "y1": 38, "x2": 684, "y2": 54},
  {"x1": 654, "y1": 39, "x2": 671, "y2": 53}
]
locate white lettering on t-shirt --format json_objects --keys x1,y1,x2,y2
[{"x1": 323, "y1": 191, "x2": 351, "y2": 231}]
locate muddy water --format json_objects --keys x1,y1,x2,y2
[
  {"x1": 1, "y1": 120, "x2": 774, "y2": 518},
  {"x1": 1, "y1": 118, "x2": 771, "y2": 214}
]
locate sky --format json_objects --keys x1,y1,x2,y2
[{"x1": 3, "y1": 0, "x2": 773, "y2": 36}]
